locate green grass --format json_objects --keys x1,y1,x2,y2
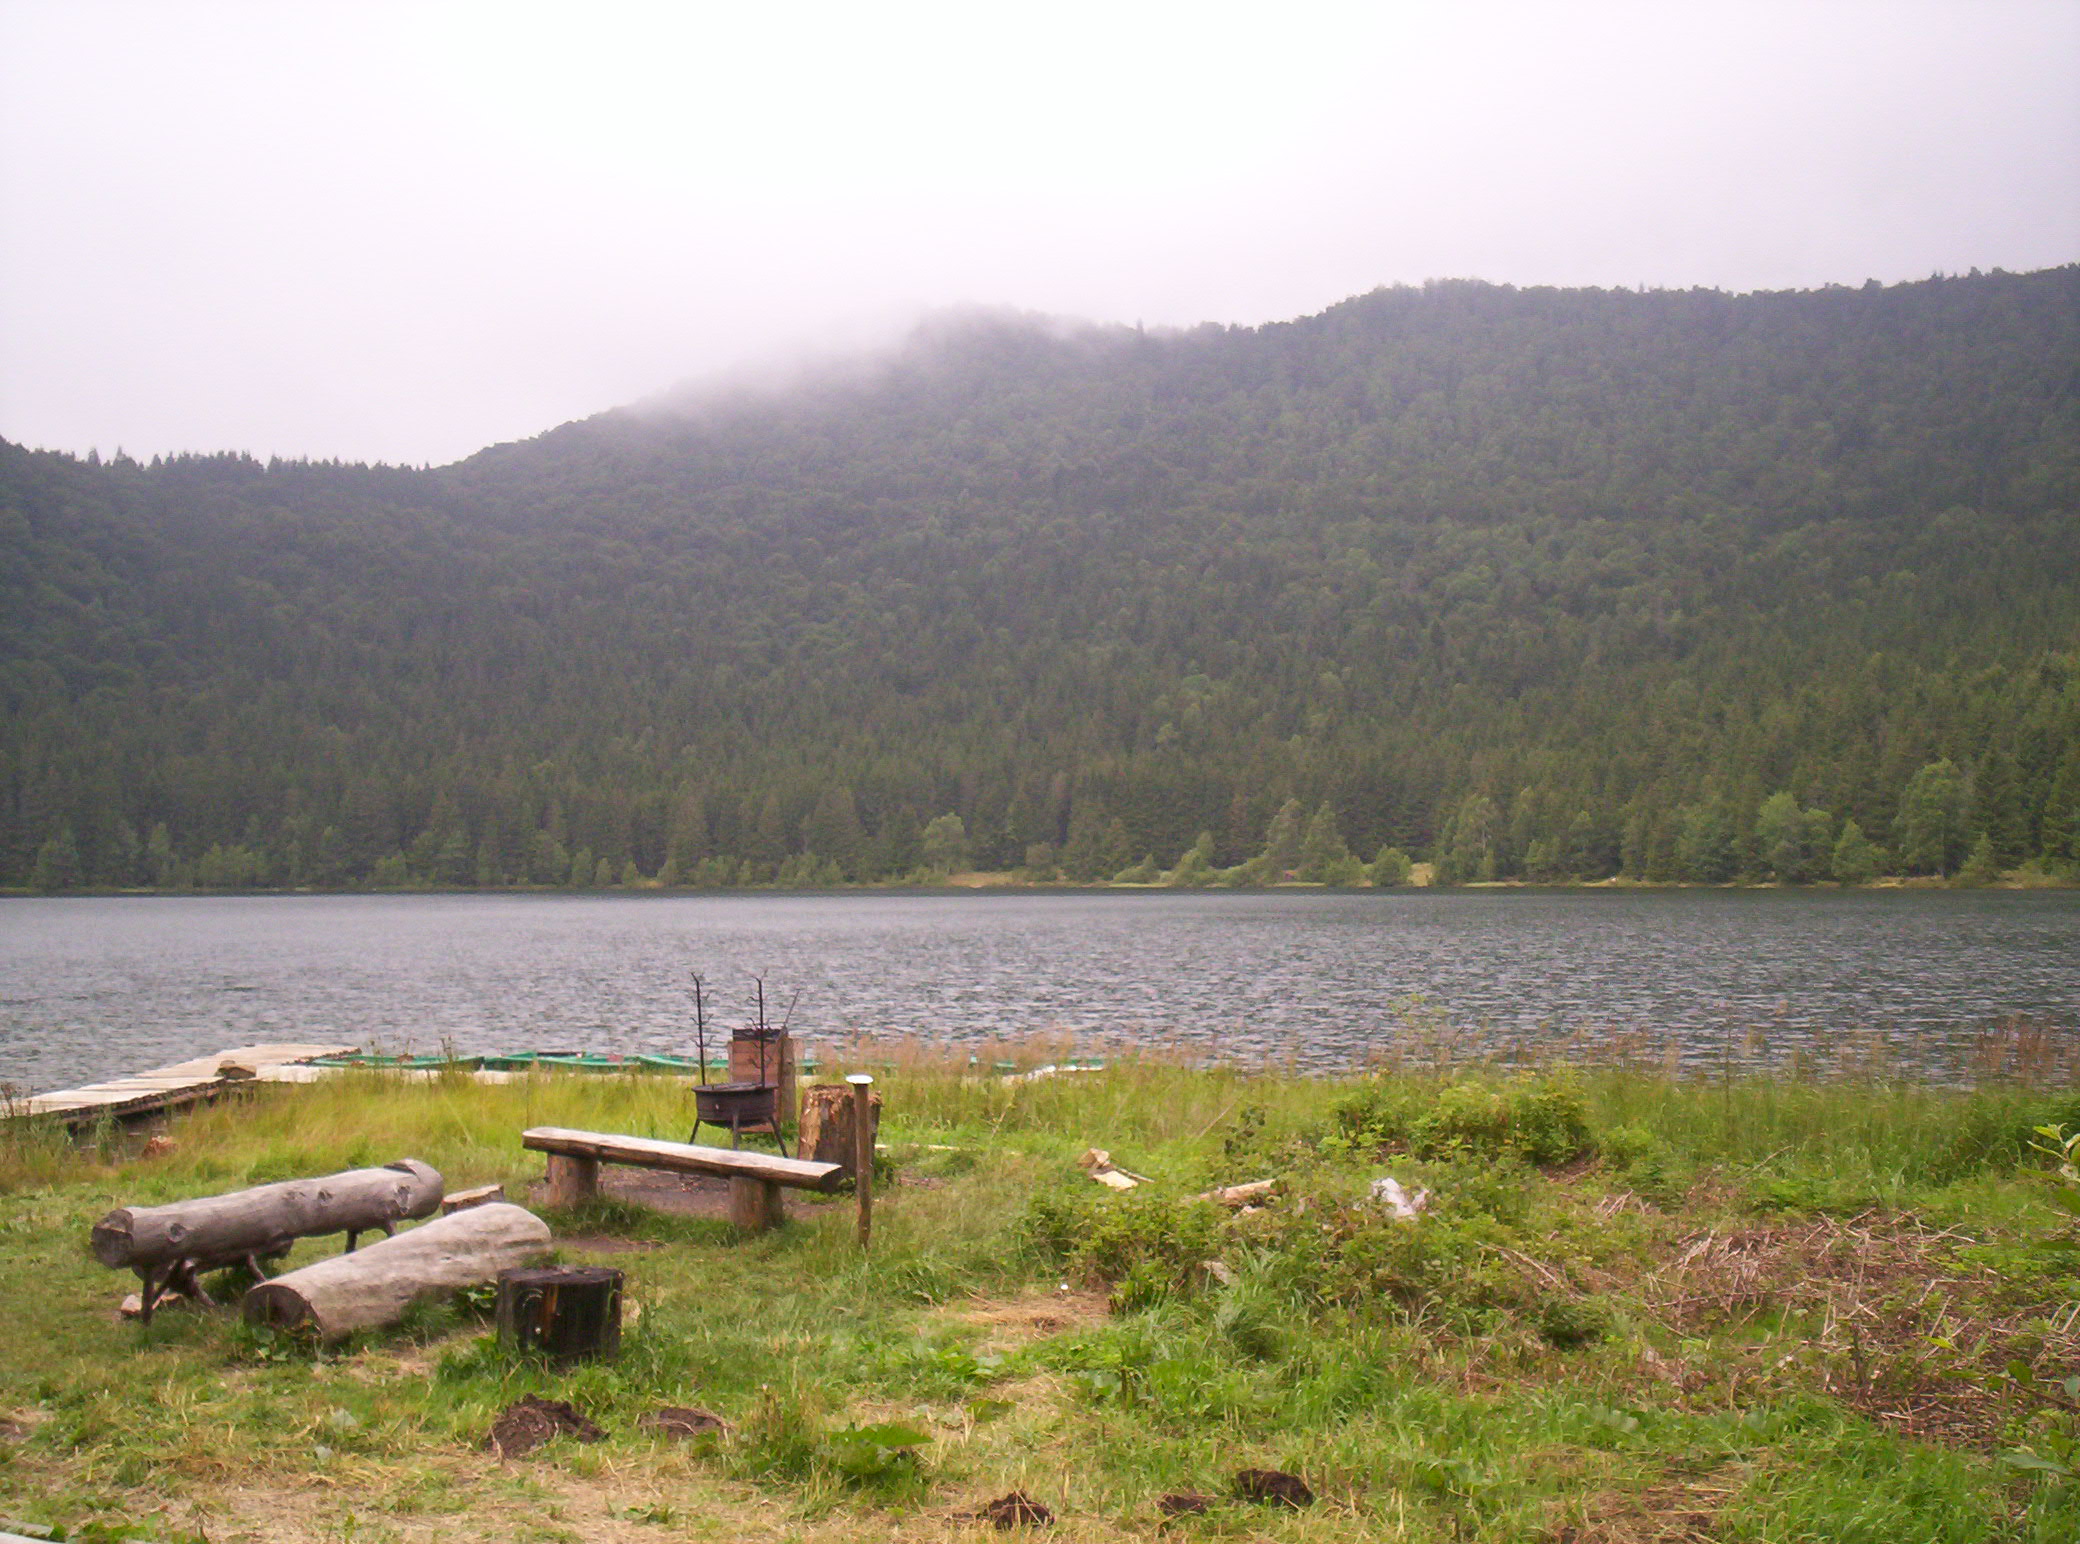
[{"x1": 2, "y1": 1049, "x2": 2078, "y2": 1541}]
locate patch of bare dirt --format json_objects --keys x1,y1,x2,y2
[
  {"x1": 974, "y1": 1491, "x2": 1053, "y2": 1528},
  {"x1": 555, "y1": 1232, "x2": 662, "y2": 1254},
  {"x1": 1233, "y1": 1468, "x2": 1314, "y2": 1509},
  {"x1": 530, "y1": 1162, "x2": 846, "y2": 1220},
  {"x1": 1555, "y1": 1473, "x2": 1738, "y2": 1542},
  {"x1": 948, "y1": 1286, "x2": 1110, "y2": 1352}
]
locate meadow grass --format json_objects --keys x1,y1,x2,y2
[{"x1": 1, "y1": 1042, "x2": 2076, "y2": 1542}]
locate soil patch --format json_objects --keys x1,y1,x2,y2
[
  {"x1": 949, "y1": 1286, "x2": 1110, "y2": 1351},
  {"x1": 531, "y1": 1163, "x2": 844, "y2": 1220},
  {"x1": 1234, "y1": 1468, "x2": 1314, "y2": 1508},
  {"x1": 555, "y1": 1233, "x2": 662, "y2": 1254},
  {"x1": 486, "y1": 1394, "x2": 606, "y2": 1458},
  {"x1": 977, "y1": 1491, "x2": 1053, "y2": 1528}
]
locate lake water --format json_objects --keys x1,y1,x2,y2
[{"x1": 2, "y1": 889, "x2": 2075, "y2": 1094}]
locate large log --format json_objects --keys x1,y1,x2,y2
[
  {"x1": 243, "y1": 1202, "x2": 552, "y2": 1339},
  {"x1": 91, "y1": 1159, "x2": 444, "y2": 1271}
]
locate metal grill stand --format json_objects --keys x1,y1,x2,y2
[{"x1": 688, "y1": 975, "x2": 793, "y2": 1155}]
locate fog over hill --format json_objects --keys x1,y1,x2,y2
[{"x1": 4, "y1": 268, "x2": 2077, "y2": 892}]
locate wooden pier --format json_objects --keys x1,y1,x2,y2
[{"x1": 9, "y1": 1043, "x2": 358, "y2": 1125}]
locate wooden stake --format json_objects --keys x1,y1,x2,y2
[{"x1": 848, "y1": 1074, "x2": 874, "y2": 1250}]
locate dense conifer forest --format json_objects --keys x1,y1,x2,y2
[{"x1": 4, "y1": 267, "x2": 2077, "y2": 892}]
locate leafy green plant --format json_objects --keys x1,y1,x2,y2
[{"x1": 824, "y1": 1419, "x2": 932, "y2": 1485}]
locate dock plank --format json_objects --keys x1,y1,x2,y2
[{"x1": 11, "y1": 1043, "x2": 358, "y2": 1122}]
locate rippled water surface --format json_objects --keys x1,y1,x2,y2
[{"x1": 2, "y1": 889, "x2": 2075, "y2": 1092}]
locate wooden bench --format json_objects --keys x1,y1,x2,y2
[{"x1": 521, "y1": 1126, "x2": 844, "y2": 1230}]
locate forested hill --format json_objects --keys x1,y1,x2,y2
[{"x1": 4, "y1": 267, "x2": 2078, "y2": 892}]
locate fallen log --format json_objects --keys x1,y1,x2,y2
[
  {"x1": 93, "y1": 1159, "x2": 444, "y2": 1271},
  {"x1": 243, "y1": 1202, "x2": 552, "y2": 1340},
  {"x1": 91, "y1": 1159, "x2": 444, "y2": 1323}
]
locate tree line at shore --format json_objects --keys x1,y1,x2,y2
[{"x1": 4, "y1": 267, "x2": 2077, "y2": 893}]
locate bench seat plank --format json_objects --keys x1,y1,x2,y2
[{"x1": 521, "y1": 1127, "x2": 844, "y2": 1193}]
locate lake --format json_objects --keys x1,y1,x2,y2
[{"x1": 2, "y1": 889, "x2": 2075, "y2": 1094}]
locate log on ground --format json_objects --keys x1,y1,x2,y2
[
  {"x1": 243, "y1": 1202, "x2": 552, "y2": 1339},
  {"x1": 91, "y1": 1159, "x2": 444, "y2": 1272}
]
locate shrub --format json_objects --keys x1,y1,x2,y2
[
  {"x1": 1333, "y1": 1075, "x2": 1595, "y2": 1167},
  {"x1": 1020, "y1": 1185, "x2": 1221, "y2": 1287}
]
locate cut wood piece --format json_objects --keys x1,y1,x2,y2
[
  {"x1": 440, "y1": 1182, "x2": 506, "y2": 1214},
  {"x1": 91, "y1": 1159, "x2": 444, "y2": 1271},
  {"x1": 1078, "y1": 1148, "x2": 1151, "y2": 1189},
  {"x1": 797, "y1": 1083, "x2": 880, "y2": 1175},
  {"x1": 1200, "y1": 1178, "x2": 1279, "y2": 1208},
  {"x1": 243, "y1": 1202, "x2": 551, "y2": 1339}
]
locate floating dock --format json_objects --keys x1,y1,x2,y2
[{"x1": 9, "y1": 1043, "x2": 357, "y2": 1125}]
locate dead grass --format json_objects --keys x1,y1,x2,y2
[
  {"x1": 1626, "y1": 1209, "x2": 2076, "y2": 1449},
  {"x1": 947, "y1": 1285, "x2": 1111, "y2": 1352}
]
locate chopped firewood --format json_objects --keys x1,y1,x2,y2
[
  {"x1": 1078, "y1": 1148, "x2": 1151, "y2": 1189},
  {"x1": 439, "y1": 1182, "x2": 506, "y2": 1214},
  {"x1": 1199, "y1": 1178, "x2": 1278, "y2": 1208}
]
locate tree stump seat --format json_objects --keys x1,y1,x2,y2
[{"x1": 520, "y1": 1126, "x2": 844, "y2": 1231}]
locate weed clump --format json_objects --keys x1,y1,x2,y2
[
  {"x1": 1020, "y1": 1185, "x2": 1221, "y2": 1291},
  {"x1": 1334, "y1": 1074, "x2": 1595, "y2": 1166}
]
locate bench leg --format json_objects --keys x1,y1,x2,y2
[
  {"x1": 728, "y1": 1176, "x2": 784, "y2": 1230},
  {"x1": 544, "y1": 1152, "x2": 600, "y2": 1208}
]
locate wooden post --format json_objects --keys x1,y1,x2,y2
[
  {"x1": 728, "y1": 1176, "x2": 784, "y2": 1230},
  {"x1": 847, "y1": 1073, "x2": 874, "y2": 1250},
  {"x1": 541, "y1": 1151, "x2": 599, "y2": 1209}
]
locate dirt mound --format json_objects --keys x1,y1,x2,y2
[
  {"x1": 1234, "y1": 1467, "x2": 1314, "y2": 1508},
  {"x1": 978, "y1": 1491, "x2": 1054, "y2": 1527}
]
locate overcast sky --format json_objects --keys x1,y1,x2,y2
[{"x1": 2, "y1": 0, "x2": 2075, "y2": 468}]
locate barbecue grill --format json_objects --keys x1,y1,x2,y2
[{"x1": 688, "y1": 974, "x2": 792, "y2": 1155}]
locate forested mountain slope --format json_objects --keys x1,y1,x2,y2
[{"x1": 4, "y1": 267, "x2": 2077, "y2": 890}]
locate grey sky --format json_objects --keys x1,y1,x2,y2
[{"x1": 2, "y1": 0, "x2": 2075, "y2": 468}]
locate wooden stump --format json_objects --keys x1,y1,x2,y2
[
  {"x1": 798, "y1": 1083, "x2": 880, "y2": 1175},
  {"x1": 495, "y1": 1265, "x2": 622, "y2": 1364},
  {"x1": 541, "y1": 1150, "x2": 600, "y2": 1208},
  {"x1": 242, "y1": 1202, "x2": 552, "y2": 1340},
  {"x1": 728, "y1": 1175, "x2": 785, "y2": 1230}
]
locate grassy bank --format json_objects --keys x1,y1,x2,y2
[{"x1": 3, "y1": 1047, "x2": 2078, "y2": 1542}]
